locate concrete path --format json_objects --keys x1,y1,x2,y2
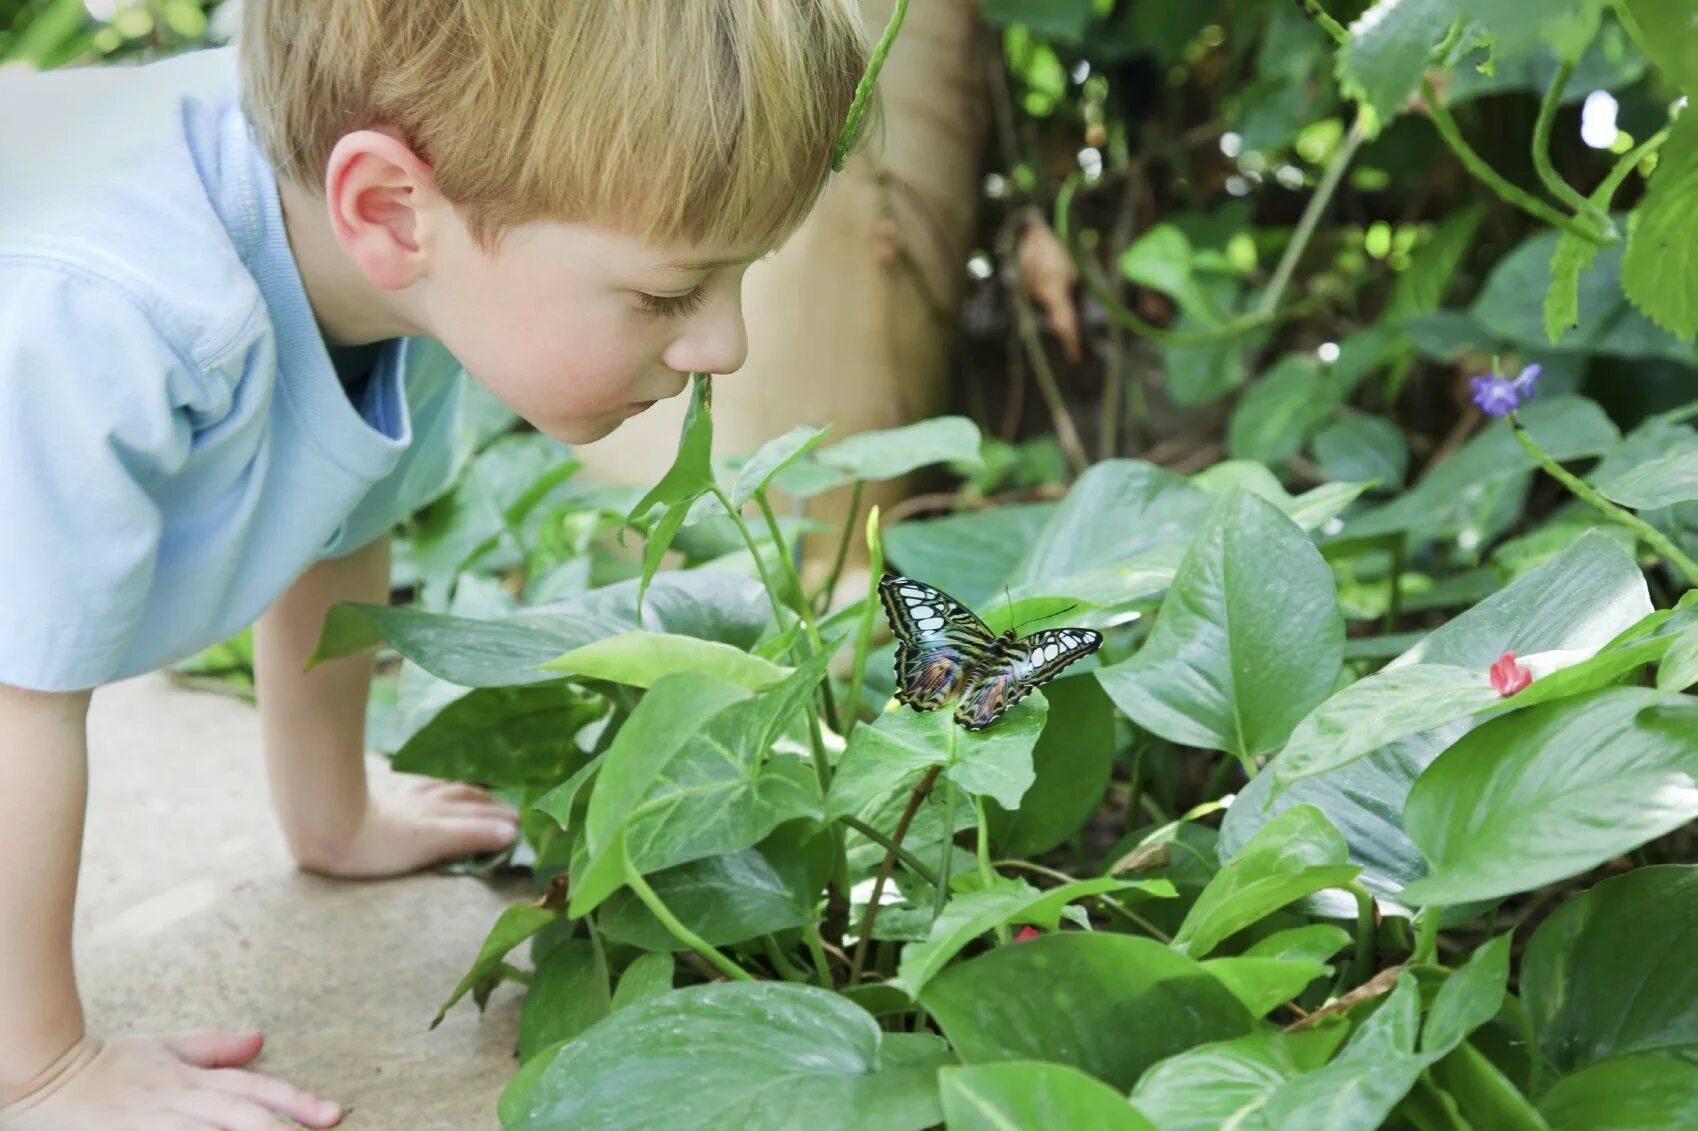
[{"x1": 78, "y1": 674, "x2": 531, "y2": 1130}]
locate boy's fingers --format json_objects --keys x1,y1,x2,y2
[
  {"x1": 168, "y1": 1088, "x2": 296, "y2": 1131},
  {"x1": 199, "y1": 1068, "x2": 342, "y2": 1128},
  {"x1": 156, "y1": 1030, "x2": 265, "y2": 1068}
]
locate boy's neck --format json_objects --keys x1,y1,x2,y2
[{"x1": 276, "y1": 176, "x2": 423, "y2": 347}]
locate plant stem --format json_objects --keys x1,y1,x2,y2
[
  {"x1": 711, "y1": 485, "x2": 794, "y2": 635},
  {"x1": 812, "y1": 480, "x2": 865, "y2": 616},
  {"x1": 1511, "y1": 415, "x2": 1698, "y2": 586},
  {"x1": 761, "y1": 935, "x2": 811, "y2": 982},
  {"x1": 1593, "y1": 124, "x2": 1672, "y2": 209},
  {"x1": 996, "y1": 858, "x2": 1173, "y2": 941},
  {"x1": 832, "y1": 0, "x2": 909, "y2": 170},
  {"x1": 849, "y1": 764, "x2": 942, "y2": 985},
  {"x1": 1412, "y1": 907, "x2": 1442, "y2": 965},
  {"x1": 975, "y1": 794, "x2": 1010, "y2": 945},
  {"x1": 844, "y1": 506, "x2": 885, "y2": 744},
  {"x1": 802, "y1": 922, "x2": 835, "y2": 989},
  {"x1": 842, "y1": 814, "x2": 939, "y2": 886},
  {"x1": 1346, "y1": 882, "x2": 1377, "y2": 990},
  {"x1": 625, "y1": 859, "x2": 753, "y2": 981},
  {"x1": 934, "y1": 776, "x2": 959, "y2": 920},
  {"x1": 1256, "y1": 118, "x2": 1366, "y2": 317},
  {"x1": 756, "y1": 491, "x2": 843, "y2": 736},
  {"x1": 1004, "y1": 215, "x2": 1089, "y2": 477},
  {"x1": 1300, "y1": 0, "x2": 1350, "y2": 45},
  {"x1": 1421, "y1": 78, "x2": 1613, "y2": 245},
  {"x1": 1533, "y1": 59, "x2": 1614, "y2": 234}
]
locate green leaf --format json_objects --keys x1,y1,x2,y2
[
  {"x1": 1312, "y1": 413, "x2": 1409, "y2": 489},
  {"x1": 1120, "y1": 225, "x2": 1223, "y2": 324},
  {"x1": 920, "y1": 933, "x2": 1252, "y2": 1091},
  {"x1": 1192, "y1": 460, "x2": 1376, "y2": 532},
  {"x1": 518, "y1": 939, "x2": 610, "y2": 1062},
  {"x1": 1619, "y1": 0, "x2": 1698, "y2": 93},
  {"x1": 883, "y1": 503, "x2": 1058, "y2": 610},
  {"x1": 1523, "y1": 865, "x2": 1698, "y2": 1074},
  {"x1": 1201, "y1": 956, "x2": 1333, "y2": 1019},
  {"x1": 1228, "y1": 354, "x2": 1335, "y2": 465},
  {"x1": 610, "y1": 952, "x2": 674, "y2": 1011},
  {"x1": 940, "y1": 1062, "x2": 1156, "y2": 1130},
  {"x1": 1097, "y1": 490, "x2": 1344, "y2": 762},
  {"x1": 728, "y1": 424, "x2": 828, "y2": 510},
  {"x1": 540, "y1": 631, "x2": 791, "y2": 691},
  {"x1": 596, "y1": 845, "x2": 818, "y2": 950},
  {"x1": 1401, "y1": 690, "x2": 1698, "y2": 906},
  {"x1": 1422, "y1": 934, "x2": 1511, "y2": 1057},
  {"x1": 1268, "y1": 665, "x2": 1501, "y2": 795},
  {"x1": 1594, "y1": 446, "x2": 1698, "y2": 512},
  {"x1": 503, "y1": 983, "x2": 943, "y2": 1131},
  {"x1": 1254, "y1": 974, "x2": 1427, "y2": 1130},
  {"x1": 1545, "y1": 230, "x2": 1600, "y2": 344},
  {"x1": 891, "y1": 875, "x2": 1174, "y2": 999},
  {"x1": 812, "y1": 416, "x2": 985, "y2": 483},
  {"x1": 1242, "y1": 924, "x2": 1353, "y2": 965},
  {"x1": 431, "y1": 902, "x2": 555, "y2": 1028},
  {"x1": 1172, "y1": 805, "x2": 1359, "y2": 958},
  {"x1": 1661, "y1": 621, "x2": 1698, "y2": 692},
  {"x1": 625, "y1": 374, "x2": 715, "y2": 527},
  {"x1": 985, "y1": 675, "x2": 1115, "y2": 856},
  {"x1": 1622, "y1": 113, "x2": 1698, "y2": 340},
  {"x1": 392, "y1": 683, "x2": 603, "y2": 789},
  {"x1": 1539, "y1": 1056, "x2": 1698, "y2": 1131},
  {"x1": 1337, "y1": 0, "x2": 1460, "y2": 130},
  {"x1": 1130, "y1": 1028, "x2": 1349, "y2": 1131},
  {"x1": 1388, "y1": 204, "x2": 1485, "y2": 319}
]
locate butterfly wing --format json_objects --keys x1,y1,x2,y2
[
  {"x1": 878, "y1": 575, "x2": 998, "y2": 712},
  {"x1": 954, "y1": 627, "x2": 1103, "y2": 730}
]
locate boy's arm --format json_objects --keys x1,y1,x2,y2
[{"x1": 252, "y1": 532, "x2": 391, "y2": 871}]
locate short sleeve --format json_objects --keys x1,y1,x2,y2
[
  {"x1": 317, "y1": 338, "x2": 466, "y2": 560},
  {"x1": 0, "y1": 261, "x2": 192, "y2": 691}
]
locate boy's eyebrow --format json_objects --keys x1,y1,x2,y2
[{"x1": 659, "y1": 256, "x2": 744, "y2": 272}]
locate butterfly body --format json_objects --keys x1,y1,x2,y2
[{"x1": 878, "y1": 574, "x2": 1102, "y2": 730}]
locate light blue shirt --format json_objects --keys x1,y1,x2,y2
[{"x1": 0, "y1": 47, "x2": 466, "y2": 692}]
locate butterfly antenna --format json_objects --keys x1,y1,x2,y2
[{"x1": 1009, "y1": 601, "x2": 1082, "y2": 635}]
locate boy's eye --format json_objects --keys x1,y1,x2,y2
[{"x1": 638, "y1": 287, "x2": 710, "y2": 318}]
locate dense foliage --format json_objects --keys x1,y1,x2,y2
[{"x1": 16, "y1": 0, "x2": 1698, "y2": 1128}]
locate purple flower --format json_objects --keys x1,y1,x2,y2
[{"x1": 1470, "y1": 364, "x2": 1541, "y2": 417}]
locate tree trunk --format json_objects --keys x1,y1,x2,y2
[{"x1": 572, "y1": 0, "x2": 989, "y2": 582}]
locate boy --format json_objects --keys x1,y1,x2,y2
[{"x1": 0, "y1": 1, "x2": 869, "y2": 1126}]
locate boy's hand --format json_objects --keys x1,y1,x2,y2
[
  {"x1": 0, "y1": 1029, "x2": 341, "y2": 1130},
  {"x1": 297, "y1": 772, "x2": 520, "y2": 880}
]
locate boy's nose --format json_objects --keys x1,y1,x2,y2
[{"x1": 664, "y1": 300, "x2": 749, "y2": 377}]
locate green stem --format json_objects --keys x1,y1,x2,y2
[
  {"x1": 711, "y1": 486, "x2": 794, "y2": 635},
  {"x1": 934, "y1": 776, "x2": 959, "y2": 920},
  {"x1": 756, "y1": 491, "x2": 843, "y2": 736},
  {"x1": 1593, "y1": 124, "x2": 1672, "y2": 209},
  {"x1": 812, "y1": 480, "x2": 865, "y2": 616},
  {"x1": 832, "y1": 0, "x2": 909, "y2": 170},
  {"x1": 802, "y1": 922, "x2": 836, "y2": 989},
  {"x1": 1256, "y1": 118, "x2": 1367, "y2": 317},
  {"x1": 1422, "y1": 78, "x2": 1613, "y2": 246},
  {"x1": 1346, "y1": 882, "x2": 1377, "y2": 990},
  {"x1": 761, "y1": 935, "x2": 811, "y2": 982},
  {"x1": 975, "y1": 794, "x2": 1010, "y2": 945},
  {"x1": 625, "y1": 859, "x2": 753, "y2": 981},
  {"x1": 849, "y1": 764, "x2": 941, "y2": 985},
  {"x1": 844, "y1": 506, "x2": 884, "y2": 743},
  {"x1": 1533, "y1": 59, "x2": 1614, "y2": 235},
  {"x1": 1413, "y1": 907, "x2": 1442, "y2": 965},
  {"x1": 997, "y1": 858, "x2": 1173, "y2": 941},
  {"x1": 842, "y1": 814, "x2": 939, "y2": 886},
  {"x1": 1300, "y1": 0, "x2": 1350, "y2": 46},
  {"x1": 1511, "y1": 415, "x2": 1698, "y2": 586}
]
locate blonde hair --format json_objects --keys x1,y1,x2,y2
[{"x1": 239, "y1": 0, "x2": 876, "y2": 252}]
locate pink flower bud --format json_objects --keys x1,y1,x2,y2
[
  {"x1": 1014, "y1": 926, "x2": 1040, "y2": 942},
  {"x1": 1490, "y1": 651, "x2": 1533, "y2": 697}
]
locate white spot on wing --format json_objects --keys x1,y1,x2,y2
[
  {"x1": 899, "y1": 586, "x2": 924, "y2": 597},
  {"x1": 918, "y1": 617, "x2": 945, "y2": 631},
  {"x1": 910, "y1": 604, "x2": 934, "y2": 618}
]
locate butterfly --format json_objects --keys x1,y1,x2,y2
[{"x1": 877, "y1": 574, "x2": 1103, "y2": 731}]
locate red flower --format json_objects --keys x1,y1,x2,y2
[
  {"x1": 1014, "y1": 926, "x2": 1040, "y2": 942},
  {"x1": 1490, "y1": 651, "x2": 1532, "y2": 697}
]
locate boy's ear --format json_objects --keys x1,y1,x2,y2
[{"x1": 322, "y1": 128, "x2": 442, "y2": 291}]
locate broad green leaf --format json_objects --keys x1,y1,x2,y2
[
  {"x1": 1428, "y1": 1041, "x2": 1553, "y2": 1131},
  {"x1": 1268, "y1": 665, "x2": 1500, "y2": 795},
  {"x1": 1539, "y1": 1056, "x2": 1698, "y2": 1131},
  {"x1": 1121, "y1": 225, "x2": 1223, "y2": 324},
  {"x1": 940, "y1": 1062, "x2": 1155, "y2": 1131},
  {"x1": 540, "y1": 631, "x2": 791, "y2": 691},
  {"x1": 1337, "y1": 0, "x2": 1460, "y2": 130},
  {"x1": 1662, "y1": 621, "x2": 1698, "y2": 692},
  {"x1": 1191, "y1": 460, "x2": 1375, "y2": 531},
  {"x1": 1098, "y1": 490, "x2": 1344, "y2": 762},
  {"x1": 1401, "y1": 690, "x2": 1698, "y2": 906},
  {"x1": 392, "y1": 683, "x2": 603, "y2": 789},
  {"x1": 1252, "y1": 974, "x2": 1427, "y2": 1130},
  {"x1": 986, "y1": 675, "x2": 1115, "y2": 856},
  {"x1": 1523, "y1": 865, "x2": 1698, "y2": 1073},
  {"x1": 431, "y1": 902, "x2": 555, "y2": 1027},
  {"x1": 811, "y1": 416, "x2": 984, "y2": 483},
  {"x1": 610, "y1": 953, "x2": 674, "y2": 1011},
  {"x1": 1619, "y1": 0, "x2": 1698, "y2": 92},
  {"x1": 1312, "y1": 413, "x2": 1409, "y2": 489},
  {"x1": 1201, "y1": 956, "x2": 1332, "y2": 1019},
  {"x1": 1622, "y1": 113, "x2": 1698, "y2": 340},
  {"x1": 503, "y1": 983, "x2": 943, "y2": 1131},
  {"x1": 920, "y1": 933, "x2": 1252, "y2": 1091},
  {"x1": 882, "y1": 503, "x2": 1057, "y2": 609},
  {"x1": 311, "y1": 571, "x2": 773, "y2": 685},
  {"x1": 827, "y1": 693, "x2": 1048, "y2": 818},
  {"x1": 529, "y1": 750, "x2": 605, "y2": 833},
  {"x1": 596, "y1": 846, "x2": 817, "y2": 949},
  {"x1": 1242, "y1": 924, "x2": 1352, "y2": 965},
  {"x1": 1228, "y1": 354, "x2": 1334, "y2": 465},
  {"x1": 1130, "y1": 1028, "x2": 1349, "y2": 1131},
  {"x1": 518, "y1": 940, "x2": 610, "y2": 1062},
  {"x1": 625, "y1": 373, "x2": 714, "y2": 526},
  {"x1": 1341, "y1": 398, "x2": 1621, "y2": 542},
  {"x1": 1173, "y1": 805, "x2": 1358, "y2": 958},
  {"x1": 1594, "y1": 446, "x2": 1698, "y2": 511},
  {"x1": 634, "y1": 498, "x2": 692, "y2": 618},
  {"x1": 728, "y1": 424, "x2": 828, "y2": 509},
  {"x1": 891, "y1": 875, "x2": 1174, "y2": 998},
  {"x1": 1545, "y1": 230, "x2": 1600, "y2": 344},
  {"x1": 1422, "y1": 934, "x2": 1511, "y2": 1057}
]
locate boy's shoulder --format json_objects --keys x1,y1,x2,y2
[{"x1": 0, "y1": 47, "x2": 267, "y2": 368}]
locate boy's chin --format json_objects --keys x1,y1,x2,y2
[{"x1": 538, "y1": 412, "x2": 630, "y2": 446}]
